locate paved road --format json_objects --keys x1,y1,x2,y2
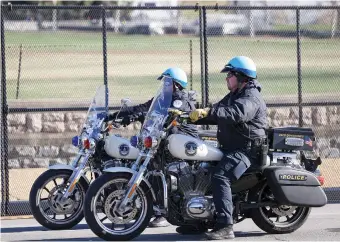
[{"x1": 2, "y1": 204, "x2": 340, "y2": 241}]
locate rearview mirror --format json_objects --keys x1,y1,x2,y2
[{"x1": 121, "y1": 98, "x2": 132, "y2": 107}]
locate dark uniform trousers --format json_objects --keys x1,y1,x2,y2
[
  {"x1": 212, "y1": 150, "x2": 251, "y2": 225},
  {"x1": 196, "y1": 80, "x2": 267, "y2": 226}
]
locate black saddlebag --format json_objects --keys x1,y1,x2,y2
[
  {"x1": 267, "y1": 127, "x2": 315, "y2": 151},
  {"x1": 263, "y1": 166, "x2": 327, "y2": 207}
]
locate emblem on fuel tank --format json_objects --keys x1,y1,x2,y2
[
  {"x1": 185, "y1": 141, "x2": 198, "y2": 156},
  {"x1": 119, "y1": 144, "x2": 130, "y2": 156}
]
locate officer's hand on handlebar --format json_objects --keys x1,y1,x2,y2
[
  {"x1": 104, "y1": 112, "x2": 119, "y2": 122},
  {"x1": 189, "y1": 108, "x2": 210, "y2": 122}
]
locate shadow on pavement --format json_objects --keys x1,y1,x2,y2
[
  {"x1": 326, "y1": 228, "x2": 340, "y2": 233},
  {"x1": 23, "y1": 231, "x2": 267, "y2": 241},
  {"x1": 1, "y1": 224, "x2": 89, "y2": 233}
]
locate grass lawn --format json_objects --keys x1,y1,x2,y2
[{"x1": 4, "y1": 31, "x2": 340, "y2": 105}]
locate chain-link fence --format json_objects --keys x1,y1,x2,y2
[
  {"x1": 203, "y1": 5, "x2": 340, "y2": 203},
  {"x1": 1, "y1": 3, "x2": 340, "y2": 216}
]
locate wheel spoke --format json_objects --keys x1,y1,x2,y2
[
  {"x1": 286, "y1": 215, "x2": 290, "y2": 221},
  {"x1": 115, "y1": 182, "x2": 123, "y2": 190},
  {"x1": 52, "y1": 213, "x2": 56, "y2": 219},
  {"x1": 43, "y1": 207, "x2": 50, "y2": 213},
  {"x1": 99, "y1": 192, "x2": 105, "y2": 201},
  {"x1": 43, "y1": 187, "x2": 50, "y2": 193},
  {"x1": 53, "y1": 179, "x2": 58, "y2": 187},
  {"x1": 64, "y1": 214, "x2": 68, "y2": 219},
  {"x1": 100, "y1": 216, "x2": 108, "y2": 222},
  {"x1": 62, "y1": 178, "x2": 68, "y2": 185},
  {"x1": 276, "y1": 216, "x2": 280, "y2": 222},
  {"x1": 40, "y1": 197, "x2": 48, "y2": 201}
]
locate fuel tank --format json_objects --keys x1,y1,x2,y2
[
  {"x1": 104, "y1": 135, "x2": 139, "y2": 159},
  {"x1": 167, "y1": 134, "x2": 223, "y2": 161}
]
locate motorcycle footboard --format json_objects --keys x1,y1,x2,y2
[{"x1": 263, "y1": 167, "x2": 327, "y2": 207}]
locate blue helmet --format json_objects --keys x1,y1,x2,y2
[
  {"x1": 157, "y1": 67, "x2": 188, "y2": 89},
  {"x1": 221, "y1": 56, "x2": 257, "y2": 79}
]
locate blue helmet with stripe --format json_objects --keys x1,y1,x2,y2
[
  {"x1": 157, "y1": 67, "x2": 188, "y2": 89},
  {"x1": 221, "y1": 56, "x2": 257, "y2": 79}
]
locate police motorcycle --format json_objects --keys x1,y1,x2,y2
[
  {"x1": 29, "y1": 85, "x2": 142, "y2": 230},
  {"x1": 83, "y1": 77, "x2": 327, "y2": 241}
]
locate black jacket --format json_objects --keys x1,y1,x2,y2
[
  {"x1": 113, "y1": 89, "x2": 198, "y2": 138},
  {"x1": 197, "y1": 80, "x2": 267, "y2": 152}
]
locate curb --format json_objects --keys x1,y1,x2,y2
[{"x1": 1, "y1": 215, "x2": 33, "y2": 220}]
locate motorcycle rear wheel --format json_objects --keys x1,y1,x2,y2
[{"x1": 250, "y1": 182, "x2": 311, "y2": 234}]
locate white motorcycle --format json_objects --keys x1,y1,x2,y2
[
  {"x1": 29, "y1": 85, "x2": 141, "y2": 230},
  {"x1": 84, "y1": 77, "x2": 326, "y2": 241}
]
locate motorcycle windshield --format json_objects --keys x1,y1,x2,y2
[
  {"x1": 140, "y1": 76, "x2": 173, "y2": 140},
  {"x1": 83, "y1": 85, "x2": 107, "y2": 133}
]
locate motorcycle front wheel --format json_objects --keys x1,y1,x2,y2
[
  {"x1": 29, "y1": 169, "x2": 89, "y2": 230},
  {"x1": 84, "y1": 172, "x2": 154, "y2": 241}
]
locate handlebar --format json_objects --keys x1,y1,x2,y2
[{"x1": 167, "y1": 108, "x2": 194, "y2": 125}]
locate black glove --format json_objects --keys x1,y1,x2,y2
[
  {"x1": 121, "y1": 116, "x2": 131, "y2": 126},
  {"x1": 104, "y1": 112, "x2": 119, "y2": 122}
]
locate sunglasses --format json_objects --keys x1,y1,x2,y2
[{"x1": 226, "y1": 72, "x2": 235, "y2": 78}]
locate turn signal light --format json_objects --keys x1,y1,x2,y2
[
  {"x1": 171, "y1": 120, "x2": 179, "y2": 126},
  {"x1": 72, "y1": 136, "x2": 79, "y2": 147},
  {"x1": 130, "y1": 136, "x2": 139, "y2": 147}
]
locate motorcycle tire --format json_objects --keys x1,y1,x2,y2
[
  {"x1": 29, "y1": 169, "x2": 89, "y2": 230},
  {"x1": 84, "y1": 172, "x2": 154, "y2": 241},
  {"x1": 249, "y1": 182, "x2": 311, "y2": 234}
]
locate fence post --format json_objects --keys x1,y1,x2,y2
[
  {"x1": 296, "y1": 8, "x2": 303, "y2": 127},
  {"x1": 202, "y1": 6, "x2": 209, "y2": 108},
  {"x1": 1, "y1": 5, "x2": 9, "y2": 216},
  {"x1": 189, "y1": 39, "x2": 193, "y2": 91},
  {"x1": 199, "y1": 6, "x2": 206, "y2": 109},
  {"x1": 102, "y1": 6, "x2": 108, "y2": 113},
  {"x1": 16, "y1": 44, "x2": 23, "y2": 99}
]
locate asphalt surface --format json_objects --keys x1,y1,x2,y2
[{"x1": 1, "y1": 204, "x2": 340, "y2": 241}]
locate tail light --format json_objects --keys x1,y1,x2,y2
[{"x1": 317, "y1": 175, "x2": 325, "y2": 186}]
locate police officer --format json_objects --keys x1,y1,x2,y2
[
  {"x1": 107, "y1": 67, "x2": 198, "y2": 228},
  {"x1": 189, "y1": 56, "x2": 268, "y2": 240}
]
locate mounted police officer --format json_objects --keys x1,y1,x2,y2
[
  {"x1": 107, "y1": 67, "x2": 198, "y2": 228},
  {"x1": 188, "y1": 56, "x2": 268, "y2": 240}
]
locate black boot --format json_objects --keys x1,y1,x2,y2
[
  {"x1": 176, "y1": 225, "x2": 208, "y2": 235},
  {"x1": 148, "y1": 216, "x2": 170, "y2": 227},
  {"x1": 205, "y1": 224, "x2": 235, "y2": 240}
]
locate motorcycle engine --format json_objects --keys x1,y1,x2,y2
[{"x1": 166, "y1": 161, "x2": 215, "y2": 221}]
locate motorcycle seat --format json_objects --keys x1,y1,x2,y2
[{"x1": 244, "y1": 165, "x2": 264, "y2": 174}]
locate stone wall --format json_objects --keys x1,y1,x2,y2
[{"x1": 6, "y1": 106, "x2": 340, "y2": 169}]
